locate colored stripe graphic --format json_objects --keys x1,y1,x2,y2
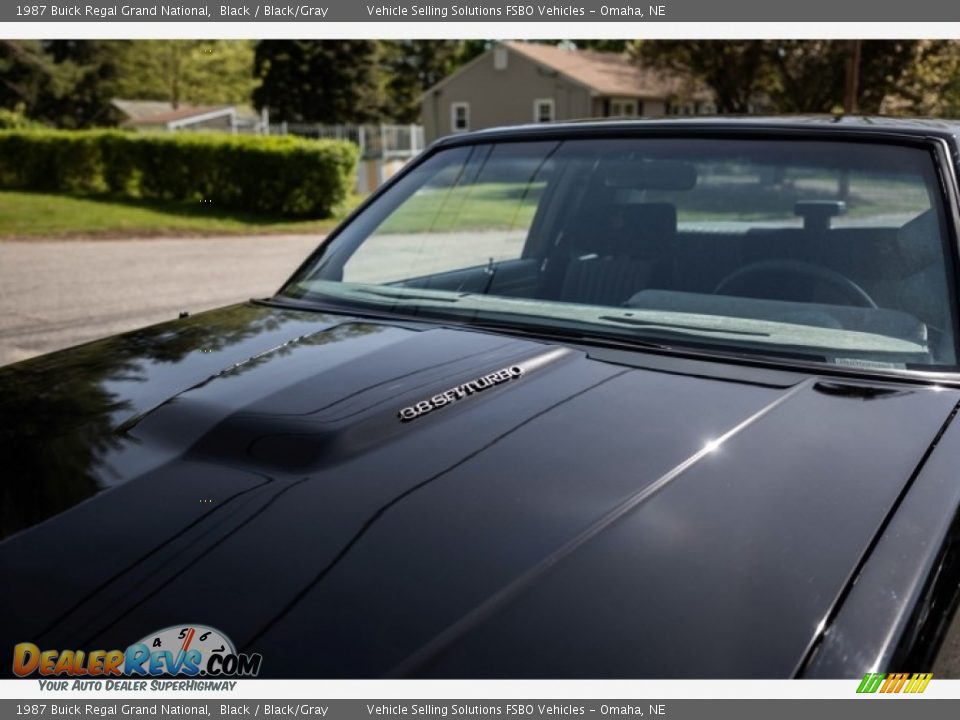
[
  {"x1": 857, "y1": 672, "x2": 932, "y2": 694},
  {"x1": 907, "y1": 673, "x2": 934, "y2": 693}
]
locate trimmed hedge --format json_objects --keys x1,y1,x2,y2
[
  {"x1": 0, "y1": 109, "x2": 45, "y2": 130},
  {"x1": 0, "y1": 130, "x2": 358, "y2": 218}
]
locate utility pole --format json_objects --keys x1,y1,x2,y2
[
  {"x1": 844, "y1": 39, "x2": 862, "y2": 113},
  {"x1": 839, "y1": 40, "x2": 862, "y2": 200}
]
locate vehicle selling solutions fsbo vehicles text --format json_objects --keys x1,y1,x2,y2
[{"x1": 365, "y1": 4, "x2": 593, "y2": 17}]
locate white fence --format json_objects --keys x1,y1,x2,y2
[
  {"x1": 235, "y1": 120, "x2": 425, "y2": 160},
  {"x1": 288, "y1": 124, "x2": 424, "y2": 193}
]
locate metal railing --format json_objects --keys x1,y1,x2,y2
[{"x1": 264, "y1": 122, "x2": 425, "y2": 159}]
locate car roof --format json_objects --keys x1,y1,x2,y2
[{"x1": 432, "y1": 115, "x2": 960, "y2": 148}]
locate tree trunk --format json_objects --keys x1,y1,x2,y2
[{"x1": 844, "y1": 39, "x2": 862, "y2": 113}]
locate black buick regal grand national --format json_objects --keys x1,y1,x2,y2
[{"x1": 5, "y1": 118, "x2": 960, "y2": 679}]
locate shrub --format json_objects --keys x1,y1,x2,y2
[
  {"x1": 0, "y1": 130, "x2": 358, "y2": 218},
  {"x1": 0, "y1": 131, "x2": 103, "y2": 192},
  {"x1": 0, "y1": 108, "x2": 44, "y2": 130},
  {"x1": 99, "y1": 132, "x2": 142, "y2": 195}
]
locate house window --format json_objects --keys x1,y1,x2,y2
[
  {"x1": 451, "y1": 102, "x2": 470, "y2": 133},
  {"x1": 609, "y1": 99, "x2": 639, "y2": 117},
  {"x1": 534, "y1": 98, "x2": 555, "y2": 123},
  {"x1": 493, "y1": 46, "x2": 508, "y2": 70}
]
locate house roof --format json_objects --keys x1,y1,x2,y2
[
  {"x1": 110, "y1": 99, "x2": 179, "y2": 121},
  {"x1": 111, "y1": 99, "x2": 258, "y2": 128},
  {"x1": 125, "y1": 105, "x2": 234, "y2": 127},
  {"x1": 502, "y1": 41, "x2": 709, "y2": 100}
]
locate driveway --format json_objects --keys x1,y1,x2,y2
[{"x1": 0, "y1": 234, "x2": 324, "y2": 367}]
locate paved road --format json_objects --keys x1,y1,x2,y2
[{"x1": 0, "y1": 235, "x2": 324, "y2": 367}]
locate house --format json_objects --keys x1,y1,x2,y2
[
  {"x1": 420, "y1": 41, "x2": 715, "y2": 141},
  {"x1": 110, "y1": 99, "x2": 261, "y2": 133}
]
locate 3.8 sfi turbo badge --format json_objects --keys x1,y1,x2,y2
[{"x1": 399, "y1": 365, "x2": 524, "y2": 422}]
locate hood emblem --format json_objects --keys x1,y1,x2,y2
[{"x1": 399, "y1": 365, "x2": 525, "y2": 422}]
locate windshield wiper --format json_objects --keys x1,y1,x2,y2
[
  {"x1": 597, "y1": 315, "x2": 771, "y2": 337},
  {"x1": 262, "y1": 295, "x2": 830, "y2": 364},
  {"x1": 349, "y1": 289, "x2": 771, "y2": 339},
  {"x1": 461, "y1": 315, "x2": 831, "y2": 363},
  {"x1": 461, "y1": 318, "x2": 671, "y2": 352},
  {"x1": 350, "y1": 286, "x2": 462, "y2": 303}
]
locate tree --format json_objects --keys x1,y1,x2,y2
[
  {"x1": 568, "y1": 40, "x2": 630, "y2": 53},
  {"x1": 633, "y1": 39, "x2": 941, "y2": 116},
  {"x1": 253, "y1": 40, "x2": 384, "y2": 123},
  {"x1": 0, "y1": 40, "x2": 119, "y2": 128},
  {"x1": 381, "y1": 41, "x2": 462, "y2": 122},
  {"x1": 1, "y1": 40, "x2": 259, "y2": 127},
  {"x1": 767, "y1": 40, "x2": 920, "y2": 114},
  {"x1": 456, "y1": 40, "x2": 491, "y2": 65},
  {"x1": 884, "y1": 40, "x2": 960, "y2": 116},
  {"x1": 111, "y1": 40, "x2": 256, "y2": 108},
  {"x1": 0, "y1": 41, "x2": 53, "y2": 114},
  {"x1": 632, "y1": 40, "x2": 772, "y2": 113},
  {"x1": 39, "y1": 41, "x2": 119, "y2": 127}
]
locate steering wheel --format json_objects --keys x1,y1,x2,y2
[{"x1": 714, "y1": 259, "x2": 878, "y2": 308}]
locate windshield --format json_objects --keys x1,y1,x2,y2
[{"x1": 282, "y1": 136, "x2": 958, "y2": 371}]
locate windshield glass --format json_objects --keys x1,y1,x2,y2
[{"x1": 282, "y1": 137, "x2": 958, "y2": 370}]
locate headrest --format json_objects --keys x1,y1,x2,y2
[
  {"x1": 567, "y1": 202, "x2": 678, "y2": 257},
  {"x1": 621, "y1": 203, "x2": 677, "y2": 240},
  {"x1": 602, "y1": 160, "x2": 697, "y2": 191},
  {"x1": 602, "y1": 203, "x2": 678, "y2": 257},
  {"x1": 897, "y1": 210, "x2": 943, "y2": 276}
]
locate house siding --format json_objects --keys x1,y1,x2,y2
[
  {"x1": 421, "y1": 47, "x2": 594, "y2": 142},
  {"x1": 128, "y1": 113, "x2": 234, "y2": 133},
  {"x1": 182, "y1": 115, "x2": 234, "y2": 131},
  {"x1": 644, "y1": 99, "x2": 668, "y2": 116}
]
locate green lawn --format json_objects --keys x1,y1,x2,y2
[
  {"x1": 377, "y1": 183, "x2": 542, "y2": 234},
  {"x1": 0, "y1": 191, "x2": 365, "y2": 239},
  {"x1": 2, "y1": 173, "x2": 923, "y2": 240}
]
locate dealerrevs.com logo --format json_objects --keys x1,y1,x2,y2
[{"x1": 13, "y1": 624, "x2": 262, "y2": 678}]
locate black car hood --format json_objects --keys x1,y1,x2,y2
[{"x1": 1, "y1": 302, "x2": 958, "y2": 678}]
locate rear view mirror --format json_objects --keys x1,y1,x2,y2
[{"x1": 602, "y1": 159, "x2": 698, "y2": 191}]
